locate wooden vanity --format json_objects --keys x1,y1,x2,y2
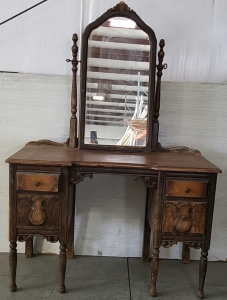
[{"x1": 6, "y1": 1, "x2": 221, "y2": 298}]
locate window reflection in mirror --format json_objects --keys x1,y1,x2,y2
[{"x1": 84, "y1": 17, "x2": 150, "y2": 146}]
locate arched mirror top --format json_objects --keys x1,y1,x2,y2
[
  {"x1": 82, "y1": 2, "x2": 156, "y2": 45},
  {"x1": 79, "y1": 1, "x2": 157, "y2": 151}
]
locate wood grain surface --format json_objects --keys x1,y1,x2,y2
[
  {"x1": 17, "y1": 172, "x2": 59, "y2": 192},
  {"x1": 5, "y1": 146, "x2": 221, "y2": 173},
  {"x1": 166, "y1": 180, "x2": 208, "y2": 198}
]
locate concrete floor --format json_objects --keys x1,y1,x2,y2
[{"x1": 0, "y1": 253, "x2": 226, "y2": 299}]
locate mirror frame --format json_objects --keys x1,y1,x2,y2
[{"x1": 79, "y1": 1, "x2": 157, "y2": 152}]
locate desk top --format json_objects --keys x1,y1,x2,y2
[{"x1": 5, "y1": 145, "x2": 221, "y2": 173}]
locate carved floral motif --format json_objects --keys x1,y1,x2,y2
[
  {"x1": 17, "y1": 195, "x2": 59, "y2": 226},
  {"x1": 69, "y1": 172, "x2": 93, "y2": 184},
  {"x1": 185, "y1": 242, "x2": 202, "y2": 249},
  {"x1": 134, "y1": 176, "x2": 157, "y2": 188},
  {"x1": 17, "y1": 195, "x2": 31, "y2": 207},
  {"x1": 164, "y1": 202, "x2": 206, "y2": 233},
  {"x1": 43, "y1": 236, "x2": 59, "y2": 243},
  {"x1": 17, "y1": 235, "x2": 33, "y2": 242},
  {"x1": 26, "y1": 138, "x2": 69, "y2": 147},
  {"x1": 161, "y1": 241, "x2": 177, "y2": 248},
  {"x1": 45, "y1": 196, "x2": 59, "y2": 207}
]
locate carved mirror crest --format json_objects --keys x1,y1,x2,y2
[{"x1": 79, "y1": 2, "x2": 157, "y2": 151}]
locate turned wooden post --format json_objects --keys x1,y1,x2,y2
[
  {"x1": 25, "y1": 237, "x2": 33, "y2": 258},
  {"x1": 152, "y1": 39, "x2": 167, "y2": 151},
  {"x1": 182, "y1": 242, "x2": 190, "y2": 264},
  {"x1": 59, "y1": 243, "x2": 67, "y2": 293},
  {"x1": 197, "y1": 173, "x2": 217, "y2": 299},
  {"x1": 150, "y1": 172, "x2": 164, "y2": 297},
  {"x1": 142, "y1": 187, "x2": 151, "y2": 262},
  {"x1": 69, "y1": 33, "x2": 79, "y2": 148},
  {"x1": 9, "y1": 242, "x2": 17, "y2": 292},
  {"x1": 197, "y1": 250, "x2": 208, "y2": 299}
]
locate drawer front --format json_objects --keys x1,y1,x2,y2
[
  {"x1": 166, "y1": 180, "x2": 207, "y2": 198},
  {"x1": 17, "y1": 172, "x2": 60, "y2": 192},
  {"x1": 162, "y1": 201, "x2": 206, "y2": 234},
  {"x1": 17, "y1": 194, "x2": 60, "y2": 227}
]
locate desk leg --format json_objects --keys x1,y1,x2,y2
[
  {"x1": 67, "y1": 217, "x2": 74, "y2": 259},
  {"x1": 197, "y1": 250, "x2": 208, "y2": 299},
  {"x1": 150, "y1": 171, "x2": 164, "y2": 297},
  {"x1": 25, "y1": 237, "x2": 33, "y2": 258},
  {"x1": 67, "y1": 184, "x2": 75, "y2": 259},
  {"x1": 9, "y1": 241, "x2": 17, "y2": 292},
  {"x1": 142, "y1": 187, "x2": 151, "y2": 262},
  {"x1": 150, "y1": 247, "x2": 159, "y2": 297},
  {"x1": 59, "y1": 243, "x2": 67, "y2": 293},
  {"x1": 182, "y1": 243, "x2": 190, "y2": 264},
  {"x1": 197, "y1": 173, "x2": 217, "y2": 299}
]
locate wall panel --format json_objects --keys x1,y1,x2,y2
[{"x1": 0, "y1": 0, "x2": 82, "y2": 75}]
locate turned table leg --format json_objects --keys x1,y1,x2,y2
[
  {"x1": 142, "y1": 188, "x2": 151, "y2": 262},
  {"x1": 25, "y1": 237, "x2": 33, "y2": 258},
  {"x1": 182, "y1": 242, "x2": 190, "y2": 264},
  {"x1": 9, "y1": 242, "x2": 17, "y2": 292},
  {"x1": 150, "y1": 171, "x2": 164, "y2": 297},
  {"x1": 67, "y1": 184, "x2": 75, "y2": 259},
  {"x1": 150, "y1": 247, "x2": 160, "y2": 297},
  {"x1": 142, "y1": 216, "x2": 151, "y2": 262},
  {"x1": 197, "y1": 250, "x2": 208, "y2": 299},
  {"x1": 67, "y1": 214, "x2": 74, "y2": 259},
  {"x1": 59, "y1": 243, "x2": 67, "y2": 293}
]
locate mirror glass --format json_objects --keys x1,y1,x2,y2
[{"x1": 84, "y1": 17, "x2": 150, "y2": 146}]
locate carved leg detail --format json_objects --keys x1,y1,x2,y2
[
  {"x1": 67, "y1": 213, "x2": 74, "y2": 259},
  {"x1": 9, "y1": 242, "x2": 17, "y2": 292},
  {"x1": 197, "y1": 250, "x2": 208, "y2": 299},
  {"x1": 150, "y1": 248, "x2": 159, "y2": 297},
  {"x1": 25, "y1": 237, "x2": 33, "y2": 258},
  {"x1": 142, "y1": 212, "x2": 151, "y2": 262},
  {"x1": 182, "y1": 243, "x2": 190, "y2": 264},
  {"x1": 59, "y1": 243, "x2": 67, "y2": 294}
]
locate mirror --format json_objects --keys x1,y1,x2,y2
[{"x1": 79, "y1": 2, "x2": 157, "y2": 151}]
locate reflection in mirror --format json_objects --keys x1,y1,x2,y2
[{"x1": 84, "y1": 17, "x2": 150, "y2": 146}]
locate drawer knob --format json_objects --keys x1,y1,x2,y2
[
  {"x1": 185, "y1": 188, "x2": 191, "y2": 193},
  {"x1": 182, "y1": 216, "x2": 187, "y2": 221},
  {"x1": 35, "y1": 182, "x2": 40, "y2": 187}
]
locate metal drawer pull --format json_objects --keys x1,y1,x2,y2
[
  {"x1": 35, "y1": 182, "x2": 40, "y2": 187},
  {"x1": 185, "y1": 188, "x2": 191, "y2": 193}
]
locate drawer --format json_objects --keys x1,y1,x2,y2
[
  {"x1": 17, "y1": 194, "x2": 60, "y2": 227},
  {"x1": 166, "y1": 180, "x2": 207, "y2": 198},
  {"x1": 162, "y1": 201, "x2": 206, "y2": 234},
  {"x1": 17, "y1": 172, "x2": 60, "y2": 192}
]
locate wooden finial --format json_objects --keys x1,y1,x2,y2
[
  {"x1": 154, "y1": 39, "x2": 167, "y2": 123},
  {"x1": 69, "y1": 33, "x2": 78, "y2": 148},
  {"x1": 71, "y1": 33, "x2": 78, "y2": 74},
  {"x1": 152, "y1": 39, "x2": 167, "y2": 151}
]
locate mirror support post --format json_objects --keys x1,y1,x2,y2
[
  {"x1": 69, "y1": 34, "x2": 79, "y2": 148},
  {"x1": 152, "y1": 39, "x2": 166, "y2": 151}
]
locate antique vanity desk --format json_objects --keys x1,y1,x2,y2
[{"x1": 6, "y1": 2, "x2": 221, "y2": 298}]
